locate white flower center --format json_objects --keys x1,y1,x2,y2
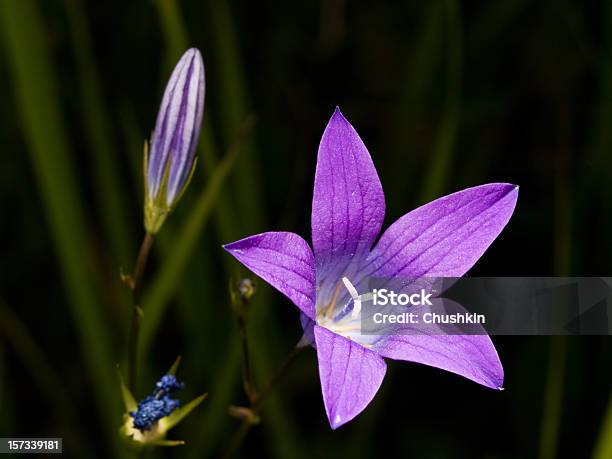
[{"x1": 315, "y1": 277, "x2": 377, "y2": 347}]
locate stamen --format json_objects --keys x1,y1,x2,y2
[
  {"x1": 342, "y1": 277, "x2": 362, "y2": 319},
  {"x1": 323, "y1": 281, "x2": 343, "y2": 318}
]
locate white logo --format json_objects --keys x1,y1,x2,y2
[{"x1": 341, "y1": 278, "x2": 433, "y2": 318}]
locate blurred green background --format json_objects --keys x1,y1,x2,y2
[{"x1": 0, "y1": 0, "x2": 611, "y2": 457}]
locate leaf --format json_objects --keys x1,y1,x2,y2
[
  {"x1": 140, "y1": 148, "x2": 239, "y2": 355},
  {"x1": 0, "y1": 0, "x2": 120, "y2": 446}
]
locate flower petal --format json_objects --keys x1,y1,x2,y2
[
  {"x1": 311, "y1": 108, "x2": 385, "y2": 282},
  {"x1": 366, "y1": 183, "x2": 518, "y2": 279},
  {"x1": 373, "y1": 327, "x2": 503, "y2": 389},
  {"x1": 298, "y1": 312, "x2": 316, "y2": 348},
  {"x1": 224, "y1": 232, "x2": 316, "y2": 318},
  {"x1": 148, "y1": 48, "x2": 205, "y2": 204},
  {"x1": 314, "y1": 325, "x2": 386, "y2": 429}
]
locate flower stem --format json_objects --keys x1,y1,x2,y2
[
  {"x1": 222, "y1": 344, "x2": 304, "y2": 458},
  {"x1": 236, "y1": 310, "x2": 255, "y2": 403},
  {"x1": 253, "y1": 345, "x2": 303, "y2": 409},
  {"x1": 128, "y1": 232, "x2": 155, "y2": 392},
  {"x1": 229, "y1": 279, "x2": 257, "y2": 402}
]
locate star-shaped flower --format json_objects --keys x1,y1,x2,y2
[{"x1": 224, "y1": 108, "x2": 518, "y2": 429}]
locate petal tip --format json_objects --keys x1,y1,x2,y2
[
  {"x1": 222, "y1": 241, "x2": 240, "y2": 253},
  {"x1": 185, "y1": 47, "x2": 201, "y2": 57},
  {"x1": 329, "y1": 414, "x2": 345, "y2": 430},
  {"x1": 330, "y1": 106, "x2": 347, "y2": 124},
  {"x1": 325, "y1": 407, "x2": 350, "y2": 429},
  {"x1": 489, "y1": 369, "x2": 505, "y2": 390},
  {"x1": 501, "y1": 182, "x2": 519, "y2": 194}
]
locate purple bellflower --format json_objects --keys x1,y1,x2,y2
[
  {"x1": 144, "y1": 48, "x2": 205, "y2": 234},
  {"x1": 224, "y1": 108, "x2": 518, "y2": 429}
]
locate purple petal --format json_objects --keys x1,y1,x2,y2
[
  {"x1": 148, "y1": 48, "x2": 205, "y2": 205},
  {"x1": 166, "y1": 50, "x2": 205, "y2": 204},
  {"x1": 365, "y1": 183, "x2": 518, "y2": 279},
  {"x1": 311, "y1": 108, "x2": 385, "y2": 283},
  {"x1": 223, "y1": 232, "x2": 316, "y2": 319},
  {"x1": 314, "y1": 325, "x2": 386, "y2": 429},
  {"x1": 298, "y1": 313, "x2": 316, "y2": 348},
  {"x1": 373, "y1": 325, "x2": 504, "y2": 389}
]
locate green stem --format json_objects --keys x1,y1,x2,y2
[
  {"x1": 230, "y1": 279, "x2": 258, "y2": 402},
  {"x1": 236, "y1": 310, "x2": 255, "y2": 403},
  {"x1": 222, "y1": 345, "x2": 304, "y2": 458},
  {"x1": 128, "y1": 232, "x2": 155, "y2": 392}
]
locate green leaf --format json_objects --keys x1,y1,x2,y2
[
  {"x1": 140, "y1": 148, "x2": 239, "y2": 355},
  {"x1": 0, "y1": 0, "x2": 120, "y2": 447},
  {"x1": 419, "y1": 0, "x2": 462, "y2": 203},
  {"x1": 64, "y1": 0, "x2": 133, "y2": 266}
]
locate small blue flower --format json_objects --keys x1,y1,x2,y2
[
  {"x1": 156, "y1": 375, "x2": 184, "y2": 393},
  {"x1": 119, "y1": 360, "x2": 207, "y2": 447},
  {"x1": 130, "y1": 375, "x2": 184, "y2": 432}
]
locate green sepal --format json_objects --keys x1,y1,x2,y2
[
  {"x1": 149, "y1": 439, "x2": 185, "y2": 447},
  {"x1": 171, "y1": 156, "x2": 198, "y2": 206},
  {"x1": 161, "y1": 393, "x2": 208, "y2": 432},
  {"x1": 144, "y1": 145, "x2": 172, "y2": 234},
  {"x1": 143, "y1": 140, "x2": 199, "y2": 235},
  {"x1": 117, "y1": 366, "x2": 137, "y2": 412},
  {"x1": 167, "y1": 355, "x2": 182, "y2": 375}
]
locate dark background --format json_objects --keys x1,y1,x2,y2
[{"x1": 0, "y1": 0, "x2": 611, "y2": 458}]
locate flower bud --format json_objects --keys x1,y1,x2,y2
[{"x1": 144, "y1": 48, "x2": 205, "y2": 234}]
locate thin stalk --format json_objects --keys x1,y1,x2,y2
[
  {"x1": 237, "y1": 310, "x2": 255, "y2": 403},
  {"x1": 154, "y1": 3, "x2": 301, "y2": 456},
  {"x1": 230, "y1": 278, "x2": 258, "y2": 402},
  {"x1": 128, "y1": 232, "x2": 155, "y2": 392},
  {"x1": 253, "y1": 346, "x2": 304, "y2": 408},
  {"x1": 139, "y1": 118, "x2": 250, "y2": 357},
  {"x1": 222, "y1": 345, "x2": 304, "y2": 459}
]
